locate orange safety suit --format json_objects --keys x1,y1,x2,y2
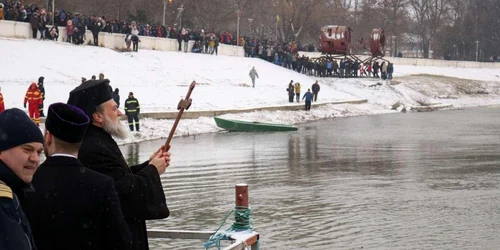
[{"x1": 23, "y1": 83, "x2": 43, "y2": 125}]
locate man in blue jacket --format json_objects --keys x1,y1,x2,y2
[
  {"x1": 0, "y1": 108, "x2": 44, "y2": 250},
  {"x1": 302, "y1": 89, "x2": 314, "y2": 111}
]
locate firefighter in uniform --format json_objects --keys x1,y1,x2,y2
[
  {"x1": 124, "y1": 92, "x2": 140, "y2": 132},
  {"x1": 37, "y1": 76, "x2": 45, "y2": 117},
  {"x1": 0, "y1": 108, "x2": 44, "y2": 250},
  {"x1": 0, "y1": 87, "x2": 5, "y2": 112},
  {"x1": 23, "y1": 83, "x2": 43, "y2": 125}
]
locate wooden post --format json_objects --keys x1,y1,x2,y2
[
  {"x1": 235, "y1": 183, "x2": 249, "y2": 227},
  {"x1": 235, "y1": 183, "x2": 248, "y2": 207}
]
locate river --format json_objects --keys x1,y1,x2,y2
[{"x1": 120, "y1": 107, "x2": 500, "y2": 250}]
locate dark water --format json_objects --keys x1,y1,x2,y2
[{"x1": 121, "y1": 107, "x2": 500, "y2": 250}]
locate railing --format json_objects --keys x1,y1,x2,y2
[{"x1": 147, "y1": 184, "x2": 260, "y2": 250}]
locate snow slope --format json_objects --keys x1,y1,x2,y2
[{"x1": 1, "y1": 37, "x2": 500, "y2": 145}]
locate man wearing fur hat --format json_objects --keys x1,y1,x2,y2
[
  {"x1": 21, "y1": 103, "x2": 132, "y2": 250},
  {"x1": 0, "y1": 108, "x2": 44, "y2": 250},
  {"x1": 67, "y1": 79, "x2": 171, "y2": 250}
]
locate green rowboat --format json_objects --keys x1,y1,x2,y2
[{"x1": 214, "y1": 117, "x2": 298, "y2": 132}]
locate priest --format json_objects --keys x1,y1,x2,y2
[{"x1": 67, "y1": 79, "x2": 171, "y2": 250}]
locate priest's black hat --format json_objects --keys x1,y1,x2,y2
[
  {"x1": 67, "y1": 79, "x2": 113, "y2": 118},
  {"x1": 46, "y1": 103, "x2": 90, "y2": 143}
]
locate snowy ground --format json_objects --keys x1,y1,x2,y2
[{"x1": 1, "y1": 37, "x2": 500, "y2": 145}]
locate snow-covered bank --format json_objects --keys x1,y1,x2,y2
[{"x1": 1, "y1": 37, "x2": 500, "y2": 145}]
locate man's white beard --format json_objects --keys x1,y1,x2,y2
[{"x1": 103, "y1": 114, "x2": 129, "y2": 139}]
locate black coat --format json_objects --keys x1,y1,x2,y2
[
  {"x1": 0, "y1": 161, "x2": 37, "y2": 250},
  {"x1": 78, "y1": 125, "x2": 169, "y2": 250},
  {"x1": 113, "y1": 92, "x2": 120, "y2": 108},
  {"x1": 37, "y1": 83, "x2": 45, "y2": 101},
  {"x1": 21, "y1": 156, "x2": 132, "y2": 250},
  {"x1": 312, "y1": 83, "x2": 320, "y2": 93},
  {"x1": 125, "y1": 97, "x2": 140, "y2": 116}
]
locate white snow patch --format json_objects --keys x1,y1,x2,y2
[{"x1": 1, "y1": 37, "x2": 500, "y2": 145}]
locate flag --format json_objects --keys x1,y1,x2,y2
[{"x1": 276, "y1": 15, "x2": 280, "y2": 22}]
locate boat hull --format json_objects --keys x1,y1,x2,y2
[{"x1": 214, "y1": 117, "x2": 298, "y2": 132}]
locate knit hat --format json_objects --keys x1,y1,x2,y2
[
  {"x1": 46, "y1": 103, "x2": 90, "y2": 143},
  {"x1": 67, "y1": 79, "x2": 113, "y2": 118},
  {"x1": 0, "y1": 108, "x2": 44, "y2": 152}
]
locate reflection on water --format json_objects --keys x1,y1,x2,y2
[
  {"x1": 125, "y1": 143, "x2": 140, "y2": 166},
  {"x1": 120, "y1": 107, "x2": 500, "y2": 250}
]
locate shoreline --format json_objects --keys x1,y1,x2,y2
[{"x1": 114, "y1": 99, "x2": 500, "y2": 146}]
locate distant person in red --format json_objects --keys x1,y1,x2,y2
[
  {"x1": 23, "y1": 83, "x2": 43, "y2": 125},
  {"x1": 0, "y1": 87, "x2": 5, "y2": 112}
]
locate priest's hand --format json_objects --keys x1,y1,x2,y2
[
  {"x1": 149, "y1": 146, "x2": 171, "y2": 175},
  {"x1": 149, "y1": 145, "x2": 170, "y2": 162}
]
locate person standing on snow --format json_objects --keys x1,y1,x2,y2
[
  {"x1": 387, "y1": 63, "x2": 394, "y2": 80},
  {"x1": 0, "y1": 87, "x2": 4, "y2": 113},
  {"x1": 294, "y1": 82, "x2": 301, "y2": 103},
  {"x1": 302, "y1": 89, "x2": 314, "y2": 111},
  {"x1": 91, "y1": 16, "x2": 105, "y2": 46},
  {"x1": 249, "y1": 67, "x2": 259, "y2": 88},
  {"x1": 381, "y1": 62, "x2": 388, "y2": 80},
  {"x1": 113, "y1": 88, "x2": 120, "y2": 108},
  {"x1": 311, "y1": 81, "x2": 320, "y2": 102},
  {"x1": 0, "y1": 4, "x2": 5, "y2": 20},
  {"x1": 23, "y1": 82, "x2": 43, "y2": 126},
  {"x1": 287, "y1": 80, "x2": 295, "y2": 103},
  {"x1": 124, "y1": 92, "x2": 140, "y2": 132},
  {"x1": 182, "y1": 29, "x2": 190, "y2": 53},
  {"x1": 37, "y1": 76, "x2": 46, "y2": 117},
  {"x1": 131, "y1": 24, "x2": 140, "y2": 52}
]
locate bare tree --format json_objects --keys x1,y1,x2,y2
[
  {"x1": 379, "y1": 0, "x2": 409, "y2": 56},
  {"x1": 409, "y1": 0, "x2": 452, "y2": 58}
]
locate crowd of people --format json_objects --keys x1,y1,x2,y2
[
  {"x1": 0, "y1": 1, "x2": 247, "y2": 52},
  {"x1": 0, "y1": 1, "x2": 318, "y2": 55},
  {"x1": 282, "y1": 80, "x2": 320, "y2": 111},
  {"x1": 242, "y1": 37, "x2": 395, "y2": 79}
]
